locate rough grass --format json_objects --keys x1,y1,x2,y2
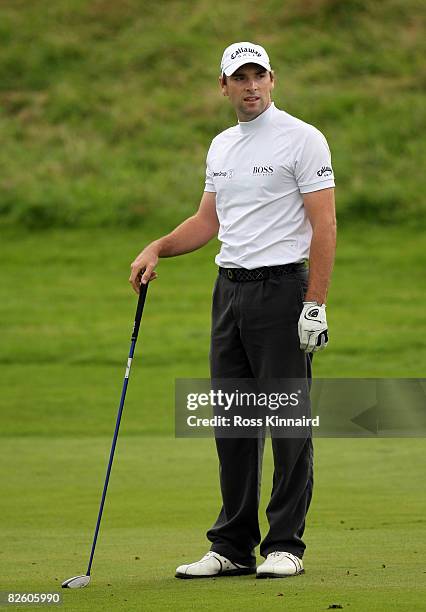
[{"x1": 0, "y1": 0, "x2": 425, "y2": 228}]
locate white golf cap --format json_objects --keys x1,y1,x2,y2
[{"x1": 220, "y1": 42, "x2": 271, "y2": 76}]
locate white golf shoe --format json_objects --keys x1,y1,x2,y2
[
  {"x1": 175, "y1": 551, "x2": 255, "y2": 579},
  {"x1": 256, "y1": 551, "x2": 304, "y2": 578}
]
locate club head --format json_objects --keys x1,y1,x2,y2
[{"x1": 61, "y1": 574, "x2": 91, "y2": 589}]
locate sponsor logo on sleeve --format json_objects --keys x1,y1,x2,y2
[
  {"x1": 316, "y1": 165, "x2": 333, "y2": 177},
  {"x1": 212, "y1": 169, "x2": 234, "y2": 179}
]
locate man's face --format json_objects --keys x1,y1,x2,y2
[{"x1": 220, "y1": 63, "x2": 275, "y2": 121}]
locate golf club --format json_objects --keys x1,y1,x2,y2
[{"x1": 62, "y1": 282, "x2": 149, "y2": 589}]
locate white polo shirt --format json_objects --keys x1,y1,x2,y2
[{"x1": 205, "y1": 102, "x2": 335, "y2": 268}]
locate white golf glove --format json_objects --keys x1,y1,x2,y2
[{"x1": 298, "y1": 302, "x2": 328, "y2": 353}]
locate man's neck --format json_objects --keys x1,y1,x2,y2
[{"x1": 237, "y1": 101, "x2": 272, "y2": 123}]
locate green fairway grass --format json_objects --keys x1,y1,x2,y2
[
  {"x1": 1, "y1": 437, "x2": 425, "y2": 611},
  {"x1": 1, "y1": 225, "x2": 425, "y2": 610}
]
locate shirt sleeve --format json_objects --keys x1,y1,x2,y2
[
  {"x1": 204, "y1": 143, "x2": 216, "y2": 193},
  {"x1": 294, "y1": 127, "x2": 335, "y2": 193}
]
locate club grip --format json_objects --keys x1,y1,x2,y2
[{"x1": 131, "y1": 282, "x2": 149, "y2": 341}]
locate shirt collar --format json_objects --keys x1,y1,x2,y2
[{"x1": 238, "y1": 102, "x2": 276, "y2": 132}]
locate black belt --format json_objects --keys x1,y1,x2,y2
[{"x1": 219, "y1": 263, "x2": 306, "y2": 282}]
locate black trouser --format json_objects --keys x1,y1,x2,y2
[{"x1": 206, "y1": 267, "x2": 313, "y2": 567}]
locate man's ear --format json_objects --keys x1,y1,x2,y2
[
  {"x1": 270, "y1": 70, "x2": 275, "y2": 90},
  {"x1": 219, "y1": 75, "x2": 228, "y2": 97}
]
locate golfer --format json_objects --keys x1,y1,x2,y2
[{"x1": 129, "y1": 42, "x2": 336, "y2": 579}]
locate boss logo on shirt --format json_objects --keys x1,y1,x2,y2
[
  {"x1": 316, "y1": 165, "x2": 333, "y2": 177},
  {"x1": 213, "y1": 169, "x2": 234, "y2": 179},
  {"x1": 252, "y1": 165, "x2": 274, "y2": 175}
]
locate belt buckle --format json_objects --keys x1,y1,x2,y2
[{"x1": 227, "y1": 269, "x2": 234, "y2": 280}]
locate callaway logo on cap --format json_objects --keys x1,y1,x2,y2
[{"x1": 220, "y1": 42, "x2": 272, "y2": 76}]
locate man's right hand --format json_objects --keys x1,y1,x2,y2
[{"x1": 129, "y1": 244, "x2": 159, "y2": 293}]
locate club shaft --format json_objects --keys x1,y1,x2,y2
[{"x1": 86, "y1": 284, "x2": 148, "y2": 576}]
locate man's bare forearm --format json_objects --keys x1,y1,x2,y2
[
  {"x1": 151, "y1": 214, "x2": 218, "y2": 258},
  {"x1": 129, "y1": 192, "x2": 219, "y2": 293},
  {"x1": 304, "y1": 220, "x2": 336, "y2": 304}
]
